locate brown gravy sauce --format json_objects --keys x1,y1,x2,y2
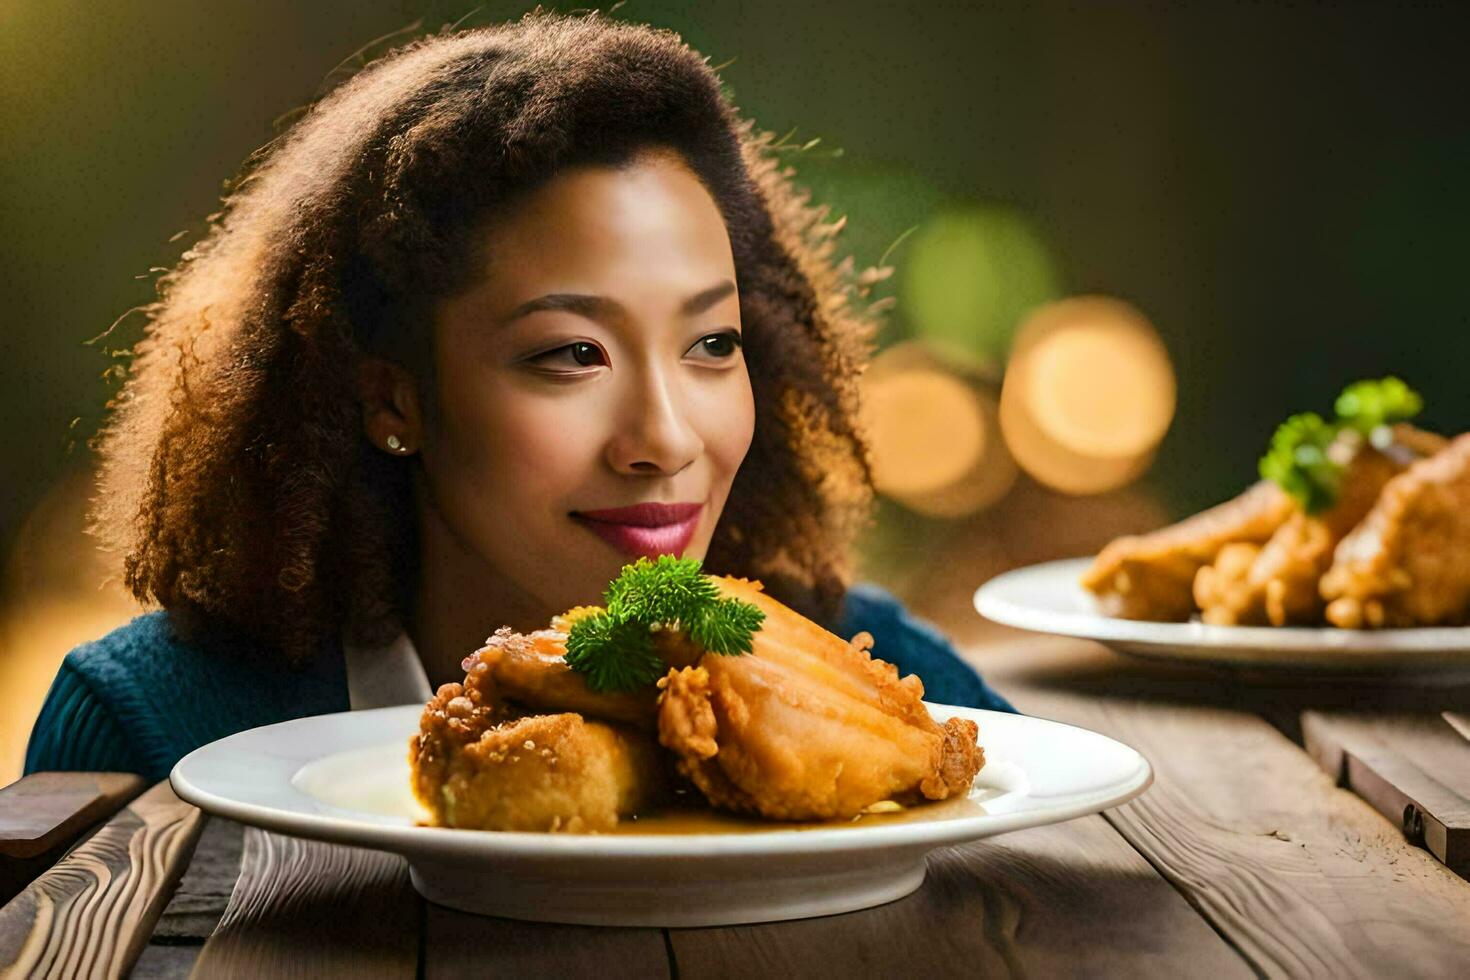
[{"x1": 610, "y1": 794, "x2": 985, "y2": 835}]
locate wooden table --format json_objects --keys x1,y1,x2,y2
[{"x1": 5, "y1": 627, "x2": 1470, "y2": 978}]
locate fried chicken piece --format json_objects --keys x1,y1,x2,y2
[
  {"x1": 1194, "y1": 437, "x2": 1407, "y2": 625},
  {"x1": 1081, "y1": 481, "x2": 1297, "y2": 621},
  {"x1": 1259, "y1": 516, "x2": 1340, "y2": 626},
  {"x1": 468, "y1": 626, "x2": 659, "y2": 729},
  {"x1": 1192, "y1": 542, "x2": 1265, "y2": 625},
  {"x1": 1322, "y1": 432, "x2": 1470, "y2": 628},
  {"x1": 409, "y1": 628, "x2": 667, "y2": 832},
  {"x1": 655, "y1": 577, "x2": 984, "y2": 821},
  {"x1": 411, "y1": 699, "x2": 664, "y2": 832}
]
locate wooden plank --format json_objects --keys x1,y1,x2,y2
[
  {"x1": 668, "y1": 815, "x2": 1250, "y2": 978},
  {"x1": 0, "y1": 772, "x2": 146, "y2": 905},
  {"x1": 130, "y1": 943, "x2": 200, "y2": 980},
  {"x1": 191, "y1": 829, "x2": 419, "y2": 978},
  {"x1": 129, "y1": 818, "x2": 245, "y2": 979},
  {"x1": 423, "y1": 904, "x2": 668, "y2": 979},
  {"x1": 150, "y1": 817, "x2": 244, "y2": 942},
  {"x1": 965, "y1": 631, "x2": 1470, "y2": 979},
  {"x1": 2, "y1": 775, "x2": 142, "y2": 905},
  {"x1": 0, "y1": 779, "x2": 205, "y2": 979},
  {"x1": 1303, "y1": 711, "x2": 1470, "y2": 878},
  {"x1": 0, "y1": 772, "x2": 145, "y2": 860}
]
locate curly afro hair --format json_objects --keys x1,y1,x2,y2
[{"x1": 93, "y1": 11, "x2": 879, "y2": 661}]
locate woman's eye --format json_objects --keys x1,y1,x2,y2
[
  {"x1": 687, "y1": 330, "x2": 743, "y2": 361},
  {"x1": 526, "y1": 342, "x2": 607, "y2": 371}
]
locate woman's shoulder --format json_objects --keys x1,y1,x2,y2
[
  {"x1": 838, "y1": 583, "x2": 1015, "y2": 714},
  {"x1": 61, "y1": 609, "x2": 192, "y2": 677},
  {"x1": 26, "y1": 611, "x2": 349, "y2": 782}
]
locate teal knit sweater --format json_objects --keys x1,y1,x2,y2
[{"x1": 25, "y1": 583, "x2": 1013, "y2": 782}]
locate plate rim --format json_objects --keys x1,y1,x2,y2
[
  {"x1": 975, "y1": 556, "x2": 1470, "y2": 660},
  {"x1": 170, "y1": 702, "x2": 1152, "y2": 860}
]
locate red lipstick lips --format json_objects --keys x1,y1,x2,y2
[{"x1": 570, "y1": 502, "x2": 704, "y2": 559}]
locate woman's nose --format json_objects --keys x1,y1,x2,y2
[{"x1": 606, "y1": 367, "x2": 703, "y2": 476}]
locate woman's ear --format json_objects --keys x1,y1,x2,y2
[{"x1": 357, "y1": 356, "x2": 424, "y2": 456}]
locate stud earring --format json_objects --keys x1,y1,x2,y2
[{"x1": 386, "y1": 434, "x2": 404, "y2": 452}]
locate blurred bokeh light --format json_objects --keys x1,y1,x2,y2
[
  {"x1": 899, "y1": 205, "x2": 1060, "y2": 364},
  {"x1": 862, "y1": 342, "x2": 1017, "y2": 518},
  {"x1": 864, "y1": 367, "x2": 986, "y2": 496},
  {"x1": 1000, "y1": 297, "x2": 1175, "y2": 495}
]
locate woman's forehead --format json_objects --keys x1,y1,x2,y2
[
  {"x1": 445, "y1": 152, "x2": 738, "y2": 325},
  {"x1": 507, "y1": 153, "x2": 728, "y2": 261}
]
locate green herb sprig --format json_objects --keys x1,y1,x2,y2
[
  {"x1": 1257, "y1": 376, "x2": 1423, "y2": 514},
  {"x1": 1258, "y1": 411, "x2": 1341, "y2": 514},
  {"x1": 1334, "y1": 376, "x2": 1424, "y2": 435},
  {"x1": 563, "y1": 556, "x2": 766, "y2": 693}
]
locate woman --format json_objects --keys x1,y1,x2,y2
[{"x1": 26, "y1": 12, "x2": 1011, "y2": 783}]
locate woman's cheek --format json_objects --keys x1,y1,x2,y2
[
  {"x1": 496, "y1": 390, "x2": 605, "y2": 494},
  {"x1": 429, "y1": 376, "x2": 571, "y2": 515},
  {"x1": 703, "y1": 369, "x2": 756, "y2": 478}
]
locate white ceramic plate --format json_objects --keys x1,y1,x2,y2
[
  {"x1": 976, "y1": 557, "x2": 1470, "y2": 680},
  {"x1": 171, "y1": 702, "x2": 1151, "y2": 927}
]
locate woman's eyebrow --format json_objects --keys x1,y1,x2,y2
[
  {"x1": 500, "y1": 279, "x2": 737, "y2": 325},
  {"x1": 680, "y1": 279, "x2": 737, "y2": 316}
]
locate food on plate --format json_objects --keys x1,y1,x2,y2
[
  {"x1": 1321, "y1": 433, "x2": 1470, "y2": 628},
  {"x1": 467, "y1": 624, "x2": 661, "y2": 729},
  {"x1": 411, "y1": 628, "x2": 667, "y2": 833},
  {"x1": 412, "y1": 700, "x2": 665, "y2": 833},
  {"x1": 1083, "y1": 378, "x2": 1469, "y2": 629},
  {"x1": 1080, "y1": 480, "x2": 1295, "y2": 621},
  {"x1": 410, "y1": 556, "x2": 985, "y2": 832},
  {"x1": 1193, "y1": 426, "x2": 1427, "y2": 625},
  {"x1": 657, "y1": 575, "x2": 983, "y2": 821}
]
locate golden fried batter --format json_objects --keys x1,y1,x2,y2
[
  {"x1": 1192, "y1": 542, "x2": 1265, "y2": 625},
  {"x1": 411, "y1": 690, "x2": 665, "y2": 832},
  {"x1": 410, "y1": 627, "x2": 666, "y2": 832},
  {"x1": 469, "y1": 626, "x2": 658, "y2": 728},
  {"x1": 655, "y1": 577, "x2": 984, "y2": 821},
  {"x1": 1194, "y1": 439, "x2": 1404, "y2": 625},
  {"x1": 1081, "y1": 481, "x2": 1296, "y2": 621},
  {"x1": 1322, "y1": 433, "x2": 1470, "y2": 628}
]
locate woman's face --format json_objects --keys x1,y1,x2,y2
[{"x1": 415, "y1": 148, "x2": 755, "y2": 619}]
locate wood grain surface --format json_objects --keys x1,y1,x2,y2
[
  {"x1": 129, "y1": 817, "x2": 247, "y2": 979},
  {"x1": 191, "y1": 829, "x2": 419, "y2": 979},
  {"x1": 667, "y1": 815, "x2": 1250, "y2": 978},
  {"x1": 0, "y1": 772, "x2": 145, "y2": 860},
  {"x1": 966, "y1": 630, "x2": 1470, "y2": 979},
  {"x1": 1303, "y1": 710, "x2": 1470, "y2": 878},
  {"x1": 0, "y1": 771, "x2": 146, "y2": 905},
  {"x1": 150, "y1": 816, "x2": 244, "y2": 942},
  {"x1": 129, "y1": 943, "x2": 200, "y2": 980},
  {"x1": 0, "y1": 779, "x2": 204, "y2": 979},
  {"x1": 0, "y1": 775, "x2": 147, "y2": 905},
  {"x1": 423, "y1": 905, "x2": 670, "y2": 979}
]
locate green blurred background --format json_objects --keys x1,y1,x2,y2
[{"x1": 2, "y1": 1, "x2": 1467, "y2": 777}]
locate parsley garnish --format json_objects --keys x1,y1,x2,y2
[
  {"x1": 562, "y1": 556, "x2": 766, "y2": 692},
  {"x1": 1258, "y1": 411, "x2": 1341, "y2": 514},
  {"x1": 1334, "y1": 376, "x2": 1423, "y2": 435},
  {"x1": 563, "y1": 614, "x2": 662, "y2": 694},
  {"x1": 1257, "y1": 377, "x2": 1424, "y2": 514}
]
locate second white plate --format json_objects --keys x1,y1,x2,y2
[{"x1": 976, "y1": 557, "x2": 1470, "y2": 680}]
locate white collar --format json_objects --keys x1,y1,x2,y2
[{"x1": 342, "y1": 631, "x2": 434, "y2": 710}]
